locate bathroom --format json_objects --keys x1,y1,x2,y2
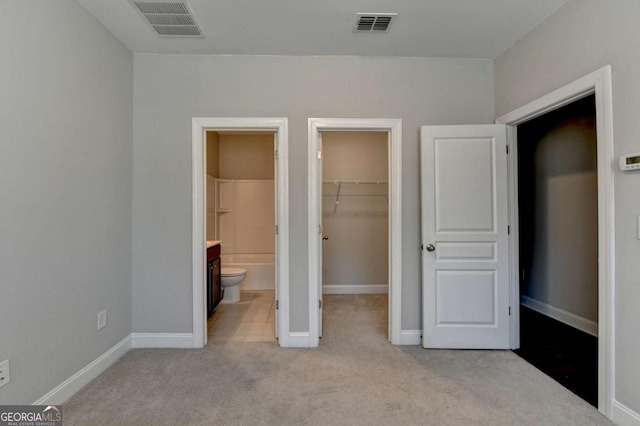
[{"x1": 205, "y1": 130, "x2": 277, "y2": 343}]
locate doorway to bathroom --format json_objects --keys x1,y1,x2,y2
[
  {"x1": 206, "y1": 130, "x2": 278, "y2": 344},
  {"x1": 192, "y1": 118, "x2": 290, "y2": 348},
  {"x1": 308, "y1": 119, "x2": 402, "y2": 347}
]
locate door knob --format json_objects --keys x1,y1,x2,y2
[
  {"x1": 323, "y1": 236, "x2": 329, "y2": 241},
  {"x1": 426, "y1": 244, "x2": 435, "y2": 252}
]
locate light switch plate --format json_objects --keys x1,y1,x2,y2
[
  {"x1": 0, "y1": 359, "x2": 10, "y2": 388},
  {"x1": 97, "y1": 310, "x2": 107, "y2": 330}
]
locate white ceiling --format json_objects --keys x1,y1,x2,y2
[{"x1": 77, "y1": 0, "x2": 568, "y2": 59}]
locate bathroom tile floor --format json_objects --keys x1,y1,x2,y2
[{"x1": 207, "y1": 290, "x2": 276, "y2": 343}]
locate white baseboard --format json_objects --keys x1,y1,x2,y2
[
  {"x1": 612, "y1": 400, "x2": 640, "y2": 426},
  {"x1": 322, "y1": 284, "x2": 388, "y2": 295},
  {"x1": 131, "y1": 333, "x2": 194, "y2": 348},
  {"x1": 287, "y1": 332, "x2": 310, "y2": 348},
  {"x1": 241, "y1": 283, "x2": 275, "y2": 291},
  {"x1": 399, "y1": 329, "x2": 422, "y2": 345},
  {"x1": 34, "y1": 335, "x2": 131, "y2": 405},
  {"x1": 521, "y1": 296, "x2": 598, "y2": 337}
]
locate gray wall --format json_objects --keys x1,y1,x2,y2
[
  {"x1": 518, "y1": 97, "x2": 598, "y2": 322},
  {"x1": 322, "y1": 132, "x2": 389, "y2": 289},
  {"x1": 0, "y1": 0, "x2": 133, "y2": 404},
  {"x1": 132, "y1": 55, "x2": 494, "y2": 333},
  {"x1": 494, "y1": 0, "x2": 640, "y2": 413}
]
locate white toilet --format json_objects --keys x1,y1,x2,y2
[{"x1": 220, "y1": 268, "x2": 247, "y2": 303}]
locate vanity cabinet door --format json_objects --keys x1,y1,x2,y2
[
  {"x1": 212, "y1": 257, "x2": 222, "y2": 309},
  {"x1": 207, "y1": 245, "x2": 223, "y2": 316},
  {"x1": 207, "y1": 258, "x2": 215, "y2": 317}
]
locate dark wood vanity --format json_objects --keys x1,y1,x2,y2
[{"x1": 207, "y1": 243, "x2": 222, "y2": 317}]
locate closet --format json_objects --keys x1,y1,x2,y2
[
  {"x1": 321, "y1": 131, "x2": 389, "y2": 295},
  {"x1": 515, "y1": 95, "x2": 598, "y2": 406}
]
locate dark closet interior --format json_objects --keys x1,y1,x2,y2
[{"x1": 514, "y1": 95, "x2": 598, "y2": 406}]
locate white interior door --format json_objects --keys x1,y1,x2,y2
[
  {"x1": 420, "y1": 125, "x2": 509, "y2": 349},
  {"x1": 317, "y1": 134, "x2": 324, "y2": 338},
  {"x1": 273, "y1": 135, "x2": 279, "y2": 338}
]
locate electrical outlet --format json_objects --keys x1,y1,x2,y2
[
  {"x1": 97, "y1": 310, "x2": 107, "y2": 330},
  {"x1": 0, "y1": 359, "x2": 10, "y2": 388}
]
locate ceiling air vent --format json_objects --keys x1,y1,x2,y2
[
  {"x1": 130, "y1": 0, "x2": 203, "y2": 37},
  {"x1": 354, "y1": 13, "x2": 397, "y2": 32}
]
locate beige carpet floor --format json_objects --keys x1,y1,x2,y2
[{"x1": 64, "y1": 295, "x2": 611, "y2": 425}]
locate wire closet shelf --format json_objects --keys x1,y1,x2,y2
[{"x1": 322, "y1": 180, "x2": 388, "y2": 207}]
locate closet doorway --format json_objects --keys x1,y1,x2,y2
[
  {"x1": 515, "y1": 95, "x2": 599, "y2": 405},
  {"x1": 322, "y1": 131, "x2": 389, "y2": 341},
  {"x1": 308, "y1": 119, "x2": 402, "y2": 347},
  {"x1": 496, "y1": 66, "x2": 614, "y2": 415}
]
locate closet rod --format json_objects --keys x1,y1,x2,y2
[{"x1": 322, "y1": 180, "x2": 388, "y2": 185}]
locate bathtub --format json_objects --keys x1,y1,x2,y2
[{"x1": 220, "y1": 253, "x2": 275, "y2": 290}]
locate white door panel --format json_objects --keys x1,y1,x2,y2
[
  {"x1": 421, "y1": 125, "x2": 509, "y2": 349},
  {"x1": 436, "y1": 242, "x2": 496, "y2": 261},
  {"x1": 317, "y1": 135, "x2": 323, "y2": 338},
  {"x1": 435, "y1": 138, "x2": 496, "y2": 232},
  {"x1": 436, "y1": 270, "x2": 496, "y2": 324}
]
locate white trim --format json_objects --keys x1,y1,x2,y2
[
  {"x1": 131, "y1": 333, "x2": 194, "y2": 348},
  {"x1": 497, "y1": 65, "x2": 615, "y2": 418},
  {"x1": 34, "y1": 335, "x2": 131, "y2": 405},
  {"x1": 612, "y1": 400, "x2": 640, "y2": 426},
  {"x1": 308, "y1": 118, "x2": 403, "y2": 347},
  {"x1": 399, "y1": 330, "x2": 422, "y2": 345},
  {"x1": 521, "y1": 296, "x2": 598, "y2": 337},
  {"x1": 322, "y1": 284, "x2": 388, "y2": 294},
  {"x1": 287, "y1": 332, "x2": 311, "y2": 348},
  {"x1": 192, "y1": 118, "x2": 290, "y2": 348},
  {"x1": 506, "y1": 125, "x2": 521, "y2": 349},
  {"x1": 497, "y1": 70, "x2": 603, "y2": 125}
]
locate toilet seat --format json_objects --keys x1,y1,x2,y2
[{"x1": 221, "y1": 267, "x2": 246, "y2": 277}]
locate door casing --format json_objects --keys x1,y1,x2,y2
[
  {"x1": 496, "y1": 65, "x2": 615, "y2": 417},
  {"x1": 192, "y1": 117, "x2": 290, "y2": 347},
  {"x1": 308, "y1": 118, "x2": 402, "y2": 347}
]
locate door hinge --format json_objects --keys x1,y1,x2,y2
[
  {"x1": 508, "y1": 225, "x2": 510, "y2": 235},
  {"x1": 275, "y1": 150, "x2": 278, "y2": 160},
  {"x1": 319, "y1": 300, "x2": 322, "y2": 309},
  {"x1": 509, "y1": 306, "x2": 511, "y2": 316},
  {"x1": 506, "y1": 145, "x2": 509, "y2": 154},
  {"x1": 276, "y1": 300, "x2": 279, "y2": 310},
  {"x1": 275, "y1": 225, "x2": 279, "y2": 235},
  {"x1": 317, "y1": 150, "x2": 323, "y2": 160},
  {"x1": 318, "y1": 224, "x2": 322, "y2": 234}
]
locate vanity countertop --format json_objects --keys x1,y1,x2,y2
[{"x1": 207, "y1": 240, "x2": 222, "y2": 249}]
